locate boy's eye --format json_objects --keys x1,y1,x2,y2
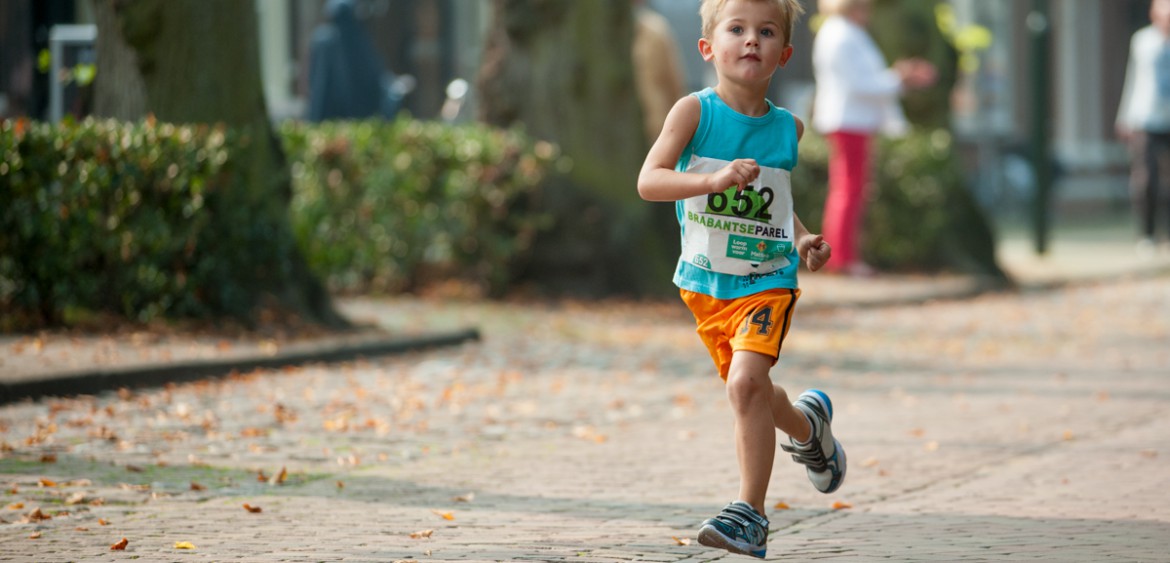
[
  {"x1": 761, "y1": 28, "x2": 775, "y2": 37},
  {"x1": 730, "y1": 25, "x2": 743, "y2": 34}
]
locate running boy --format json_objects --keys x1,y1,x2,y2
[{"x1": 636, "y1": 0, "x2": 844, "y2": 558}]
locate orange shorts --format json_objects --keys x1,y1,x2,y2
[{"x1": 680, "y1": 288, "x2": 801, "y2": 381}]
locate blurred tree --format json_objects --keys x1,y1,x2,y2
[
  {"x1": 90, "y1": 0, "x2": 346, "y2": 327},
  {"x1": 864, "y1": 0, "x2": 1005, "y2": 280},
  {"x1": 867, "y1": 0, "x2": 959, "y2": 129},
  {"x1": 477, "y1": 0, "x2": 676, "y2": 297}
]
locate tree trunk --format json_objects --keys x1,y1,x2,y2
[
  {"x1": 93, "y1": 0, "x2": 346, "y2": 327},
  {"x1": 477, "y1": 0, "x2": 675, "y2": 297}
]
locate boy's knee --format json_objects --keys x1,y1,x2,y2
[{"x1": 726, "y1": 370, "x2": 770, "y2": 406}]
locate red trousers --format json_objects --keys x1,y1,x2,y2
[{"x1": 822, "y1": 131, "x2": 872, "y2": 271}]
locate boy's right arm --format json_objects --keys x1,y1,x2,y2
[{"x1": 637, "y1": 96, "x2": 760, "y2": 202}]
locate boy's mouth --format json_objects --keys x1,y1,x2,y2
[{"x1": 741, "y1": 53, "x2": 761, "y2": 62}]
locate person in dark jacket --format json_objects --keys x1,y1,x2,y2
[{"x1": 307, "y1": 0, "x2": 395, "y2": 121}]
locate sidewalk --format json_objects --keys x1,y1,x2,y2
[
  {"x1": 2, "y1": 211, "x2": 1169, "y2": 405},
  {"x1": 1, "y1": 247, "x2": 1167, "y2": 561}
]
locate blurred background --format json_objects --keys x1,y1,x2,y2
[{"x1": 0, "y1": 0, "x2": 1162, "y2": 330}]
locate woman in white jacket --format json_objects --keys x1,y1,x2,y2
[
  {"x1": 812, "y1": 0, "x2": 934, "y2": 276},
  {"x1": 1116, "y1": 0, "x2": 1170, "y2": 250}
]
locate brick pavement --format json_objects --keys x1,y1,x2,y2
[{"x1": 2, "y1": 273, "x2": 1168, "y2": 561}]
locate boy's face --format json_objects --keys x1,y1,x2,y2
[{"x1": 699, "y1": 0, "x2": 793, "y2": 85}]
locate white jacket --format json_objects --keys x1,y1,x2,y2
[
  {"x1": 811, "y1": 15, "x2": 907, "y2": 136},
  {"x1": 1116, "y1": 25, "x2": 1170, "y2": 133}
]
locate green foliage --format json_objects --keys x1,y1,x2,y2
[
  {"x1": 0, "y1": 117, "x2": 556, "y2": 331},
  {"x1": 2, "y1": 118, "x2": 317, "y2": 330},
  {"x1": 281, "y1": 119, "x2": 556, "y2": 296},
  {"x1": 793, "y1": 128, "x2": 1002, "y2": 275}
]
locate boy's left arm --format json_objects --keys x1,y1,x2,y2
[
  {"x1": 791, "y1": 117, "x2": 831, "y2": 272},
  {"x1": 795, "y1": 214, "x2": 831, "y2": 272}
]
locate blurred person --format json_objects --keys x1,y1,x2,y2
[
  {"x1": 638, "y1": 0, "x2": 841, "y2": 557},
  {"x1": 307, "y1": 0, "x2": 396, "y2": 121},
  {"x1": 811, "y1": 0, "x2": 935, "y2": 276},
  {"x1": 633, "y1": 0, "x2": 687, "y2": 142},
  {"x1": 1116, "y1": 0, "x2": 1170, "y2": 252}
]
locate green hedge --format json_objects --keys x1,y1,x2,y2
[
  {"x1": 281, "y1": 119, "x2": 556, "y2": 295},
  {"x1": 0, "y1": 117, "x2": 557, "y2": 331},
  {"x1": 793, "y1": 129, "x2": 1002, "y2": 275}
]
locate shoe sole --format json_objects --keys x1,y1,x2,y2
[
  {"x1": 804, "y1": 389, "x2": 845, "y2": 494},
  {"x1": 697, "y1": 525, "x2": 766, "y2": 559}
]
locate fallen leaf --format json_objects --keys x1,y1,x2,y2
[
  {"x1": 270, "y1": 466, "x2": 287, "y2": 485},
  {"x1": 831, "y1": 501, "x2": 853, "y2": 510},
  {"x1": 75, "y1": 527, "x2": 89, "y2": 532},
  {"x1": 38, "y1": 478, "x2": 57, "y2": 487},
  {"x1": 432, "y1": 509, "x2": 455, "y2": 521},
  {"x1": 110, "y1": 537, "x2": 128, "y2": 550},
  {"x1": 174, "y1": 541, "x2": 196, "y2": 549},
  {"x1": 393, "y1": 560, "x2": 419, "y2": 563},
  {"x1": 672, "y1": 536, "x2": 692, "y2": 545},
  {"x1": 861, "y1": 457, "x2": 880, "y2": 468},
  {"x1": 908, "y1": 428, "x2": 925, "y2": 438},
  {"x1": 256, "y1": 470, "x2": 268, "y2": 482},
  {"x1": 29, "y1": 531, "x2": 41, "y2": 539},
  {"x1": 242, "y1": 503, "x2": 262, "y2": 513},
  {"x1": 452, "y1": 492, "x2": 475, "y2": 503},
  {"x1": 27, "y1": 507, "x2": 51, "y2": 521},
  {"x1": 773, "y1": 501, "x2": 790, "y2": 510},
  {"x1": 98, "y1": 518, "x2": 110, "y2": 526},
  {"x1": 125, "y1": 464, "x2": 144, "y2": 473},
  {"x1": 924, "y1": 441, "x2": 940, "y2": 452},
  {"x1": 40, "y1": 454, "x2": 57, "y2": 463},
  {"x1": 409, "y1": 529, "x2": 434, "y2": 539},
  {"x1": 1140, "y1": 449, "x2": 1158, "y2": 459},
  {"x1": 64, "y1": 492, "x2": 87, "y2": 505},
  {"x1": 1062, "y1": 430, "x2": 1075, "y2": 441},
  {"x1": 190, "y1": 482, "x2": 206, "y2": 491},
  {"x1": 7, "y1": 502, "x2": 24, "y2": 510},
  {"x1": 336, "y1": 481, "x2": 345, "y2": 489}
]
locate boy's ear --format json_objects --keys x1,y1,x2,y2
[
  {"x1": 778, "y1": 44, "x2": 794, "y2": 68},
  {"x1": 698, "y1": 37, "x2": 714, "y2": 61}
]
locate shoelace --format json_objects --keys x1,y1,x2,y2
[{"x1": 781, "y1": 440, "x2": 828, "y2": 471}]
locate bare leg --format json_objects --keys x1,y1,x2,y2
[
  {"x1": 725, "y1": 350, "x2": 777, "y2": 518},
  {"x1": 771, "y1": 384, "x2": 811, "y2": 442}
]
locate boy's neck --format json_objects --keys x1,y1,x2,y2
[{"x1": 713, "y1": 82, "x2": 773, "y2": 117}]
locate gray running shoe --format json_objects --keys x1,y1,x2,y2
[
  {"x1": 781, "y1": 389, "x2": 846, "y2": 494},
  {"x1": 696, "y1": 501, "x2": 769, "y2": 558}
]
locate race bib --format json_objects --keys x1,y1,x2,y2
[{"x1": 680, "y1": 155, "x2": 795, "y2": 276}]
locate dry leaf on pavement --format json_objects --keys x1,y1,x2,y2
[
  {"x1": 672, "y1": 536, "x2": 692, "y2": 545},
  {"x1": 773, "y1": 501, "x2": 790, "y2": 510},
  {"x1": 243, "y1": 503, "x2": 262, "y2": 513},
  {"x1": 28, "y1": 531, "x2": 41, "y2": 539},
  {"x1": 174, "y1": 541, "x2": 196, "y2": 549},
  {"x1": 110, "y1": 537, "x2": 128, "y2": 550},
  {"x1": 431, "y1": 509, "x2": 455, "y2": 520},
  {"x1": 270, "y1": 466, "x2": 288, "y2": 485},
  {"x1": 831, "y1": 501, "x2": 853, "y2": 510},
  {"x1": 190, "y1": 482, "x2": 206, "y2": 491},
  {"x1": 452, "y1": 492, "x2": 475, "y2": 502},
  {"x1": 410, "y1": 529, "x2": 434, "y2": 539}
]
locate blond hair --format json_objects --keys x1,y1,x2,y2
[
  {"x1": 817, "y1": 0, "x2": 870, "y2": 17},
  {"x1": 699, "y1": 0, "x2": 806, "y2": 45}
]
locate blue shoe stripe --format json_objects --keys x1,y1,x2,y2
[{"x1": 806, "y1": 389, "x2": 833, "y2": 420}]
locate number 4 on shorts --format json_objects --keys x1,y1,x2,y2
[{"x1": 748, "y1": 307, "x2": 774, "y2": 335}]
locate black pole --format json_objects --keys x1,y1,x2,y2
[{"x1": 1028, "y1": 0, "x2": 1053, "y2": 255}]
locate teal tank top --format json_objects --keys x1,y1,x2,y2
[{"x1": 673, "y1": 88, "x2": 801, "y2": 299}]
